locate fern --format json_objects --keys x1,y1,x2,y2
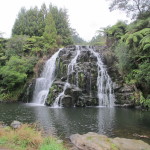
[
  {"x1": 140, "y1": 34, "x2": 150, "y2": 46},
  {"x1": 139, "y1": 34, "x2": 150, "y2": 51},
  {"x1": 121, "y1": 33, "x2": 129, "y2": 42},
  {"x1": 143, "y1": 44, "x2": 150, "y2": 51},
  {"x1": 139, "y1": 28, "x2": 150, "y2": 36},
  {"x1": 126, "y1": 34, "x2": 133, "y2": 46},
  {"x1": 133, "y1": 36, "x2": 138, "y2": 43}
]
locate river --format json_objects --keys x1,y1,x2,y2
[{"x1": 0, "y1": 103, "x2": 149, "y2": 144}]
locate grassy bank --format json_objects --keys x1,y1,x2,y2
[{"x1": 0, "y1": 123, "x2": 67, "y2": 150}]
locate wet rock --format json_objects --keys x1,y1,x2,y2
[
  {"x1": 70, "y1": 132, "x2": 150, "y2": 150},
  {"x1": 119, "y1": 85, "x2": 134, "y2": 93},
  {"x1": 113, "y1": 82, "x2": 123, "y2": 91},
  {"x1": 64, "y1": 87, "x2": 72, "y2": 95},
  {"x1": 61, "y1": 76, "x2": 67, "y2": 81},
  {"x1": 72, "y1": 88, "x2": 82, "y2": 96},
  {"x1": 21, "y1": 79, "x2": 36, "y2": 103},
  {"x1": 11, "y1": 121, "x2": 22, "y2": 129},
  {"x1": 61, "y1": 95, "x2": 74, "y2": 107},
  {"x1": 53, "y1": 80, "x2": 65, "y2": 86}
]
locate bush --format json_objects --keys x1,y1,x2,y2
[
  {"x1": 0, "y1": 56, "x2": 36, "y2": 90},
  {"x1": 0, "y1": 123, "x2": 67, "y2": 150}
]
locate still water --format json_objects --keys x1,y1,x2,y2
[{"x1": 0, "y1": 103, "x2": 150, "y2": 143}]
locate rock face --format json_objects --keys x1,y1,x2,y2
[
  {"x1": 70, "y1": 132, "x2": 150, "y2": 150},
  {"x1": 21, "y1": 79, "x2": 36, "y2": 103},
  {"x1": 21, "y1": 45, "x2": 138, "y2": 107},
  {"x1": 46, "y1": 46, "x2": 100, "y2": 107}
]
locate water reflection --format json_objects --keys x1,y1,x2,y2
[
  {"x1": 0, "y1": 104, "x2": 149, "y2": 143},
  {"x1": 32, "y1": 106, "x2": 56, "y2": 135},
  {"x1": 97, "y1": 107, "x2": 115, "y2": 136}
]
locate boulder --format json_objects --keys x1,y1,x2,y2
[
  {"x1": 61, "y1": 76, "x2": 67, "y2": 81},
  {"x1": 70, "y1": 132, "x2": 150, "y2": 150},
  {"x1": 61, "y1": 95, "x2": 74, "y2": 107},
  {"x1": 10, "y1": 121, "x2": 22, "y2": 129},
  {"x1": 64, "y1": 87, "x2": 72, "y2": 95}
]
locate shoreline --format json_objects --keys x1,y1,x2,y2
[
  {"x1": 0, "y1": 121, "x2": 150, "y2": 150},
  {"x1": 0, "y1": 101, "x2": 149, "y2": 111}
]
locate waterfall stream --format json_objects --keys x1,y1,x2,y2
[
  {"x1": 89, "y1": 47, "x2": 115, "y2": 106},
  {"x1": 52, "y1": 46, "x2": 81, "y2": 107},
  {"x1": 32, "y1": 49, "x2": 62, "y2": 105}
]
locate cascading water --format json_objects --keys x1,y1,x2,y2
[
  {"x1": 52, "y1": 46, "x2": 81, "y2": 107},
  {"x1": 88, "y1": 47, "x2": 115, "y2": 107},
  {"x1": 52, "y1": 82, "x2": 70, "y2": 108},
  {"x1": 32, "y1": 49, "x2": 62, "y2": 105},
  {"x1": 32, "y1": 45, "x2": 114, "y2": 107}
]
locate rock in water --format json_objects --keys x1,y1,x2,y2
[
  {"x1": 70, "y1": 132, "x2": 150, "y2": 150},
  {"x1": 10, "y1": 121, "x2": 22, "y2": 129}
]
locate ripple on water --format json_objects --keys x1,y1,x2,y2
[{"x1": 0, "y1": 103, "x2": 149, "y2": 144}]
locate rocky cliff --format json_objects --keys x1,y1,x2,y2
[
  {"x1": 46, "y1": 46, "x2": 99, "y2": 107},
  {"x1": 23, "y1": 45, "x2": 137, "y2": 107}
]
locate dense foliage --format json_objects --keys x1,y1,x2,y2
[
  {"x1": 0, "y1": 3, "x2": 84, "y2": 101},
  {"x1": 90, "y1": 9, "x2": 150, "y2": 107}
]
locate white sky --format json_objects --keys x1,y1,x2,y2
[{"x1": 0, "y1": 0, "x2": 130, "y2": 41}]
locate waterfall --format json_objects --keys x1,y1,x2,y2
[
  {"x1": 32, "y1": 49, "x2": 62, "y2": 105},
  {"x1": 31, "y1": 46, "x2": 115, "y2": 107},
  {"x1": 89, "y1": 47, "x2": 115, "y2": 107},
  {"x1": 52, "y1": 46, "x2": 81, "y2": 107},
  {"x1": 52, "y1": 83, "x2": 70, "y2": 108}
]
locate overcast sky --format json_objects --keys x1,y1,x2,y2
[{"x1": 0, "y1": 0, "x2": 130, "y2": 41}]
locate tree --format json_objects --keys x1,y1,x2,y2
[
  {"x1": 5, "y1": 35, "x2": 28, "y2": 57},
  {"x1": 0, "y1": 37, "x2": 7, "y2": 65},
  {"x1": 12, "y1": 7, "x2": 45, "y2": 37},
  {"x1": 108, "y1": 0, "x2": 150, "y2": 19},
  {"x1": 71, "y1": 29, "x2": 86, "y2": 45},
  {"x1": 37, "y1": 3, "x2": 47, "y2": 36},
  {"x1": 43, "y1": 12, "x2": 57, "y2": 49},
  {"x1": 49, "y1": 4, "x2": 73, "y2": 46},
  {"x1": 12, "y1": 7, "x2": 27, "y2": 36}
]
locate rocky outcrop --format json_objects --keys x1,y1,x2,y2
[
  {"x1": 20, "y1": 79, "x2": 36, "y2": 103},
  {"x1": 46, "y1": 46, "x2": 99, "y2": 107},
  {"x1": 95, "y1": 46, "x2": 137, "y2": 106},
  {"x1": 70, "y1": 132, "x2": 150, "y2": 150},
  {"x1": 23, "y1": 45, "x2": 137, "y2": 106},
  {"x1": 45, "y1": 45, "x2": 137, "y2": 107}
]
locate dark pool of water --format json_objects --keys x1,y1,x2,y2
[{"x1": 0, "y1": 103, "x2": 150, "y2": 143}]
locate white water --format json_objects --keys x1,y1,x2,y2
[
  {"x1": 32, "y1": 49, "x2": 62, "y2": 105},
  {"x1": 89, "y1": 47, "x2": 115, "y2": 107},
  {"x1": 52, "y1": 83, "x2": 70, "y2": 108},
  {"x1": 52, "y1": 46, "x2": 81, "y2": 107}
]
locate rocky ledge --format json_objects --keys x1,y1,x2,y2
[{"x1": 70, "y1": 132, "x2": 150, "y2": 150}]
